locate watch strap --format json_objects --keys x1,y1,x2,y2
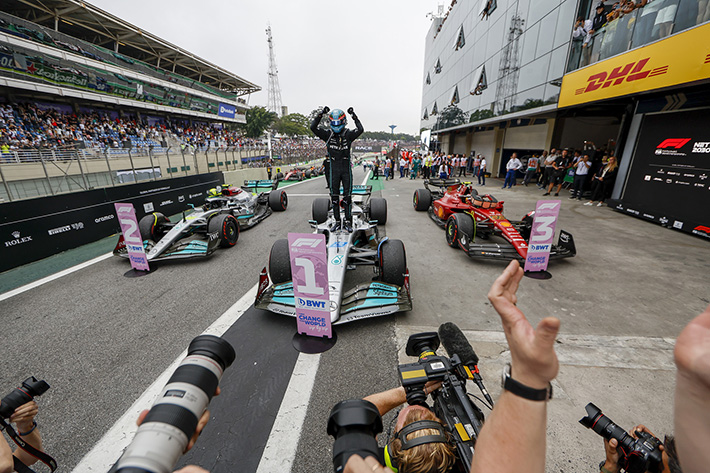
[{"x1": 503, "y1": 364, "x2": 553, "y2": 401}]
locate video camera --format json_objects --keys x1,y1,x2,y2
[
  {"x1": 327, "y1": 323, "x2": 492, "y2": 473},
  {"x1": 580, "y1": 403, "x2": 664, "y2": 473},
  {"x1": 396, "y1": 323, "x2": 492, "y2": 472}
]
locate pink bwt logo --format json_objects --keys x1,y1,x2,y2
[
  {"x1": 287, "y1": 233, "x2": 331, "y2": 338},
  {"x1": 115, "y1": 203, "x2": 150, "y2": 272},
  {"x1": 524, "y1": 200, "x2": 560, "y2": 273}
]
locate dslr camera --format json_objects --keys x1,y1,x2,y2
[
  {"x1": 580, "y1": 403, "x2": 664, "y2": 473},
  {"x1": 0, "y1": 377, "x2": 50, "y2": 419},
  {"x1": 327, "y1": 323, "x2": 491, "y2": 473}
]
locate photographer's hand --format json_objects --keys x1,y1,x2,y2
[
  {"x1": 174, "y1": 467, "x2": 209, "y2": 473},
  {"x1": 10, "y1": 400, "x2": 38, "y2": 434},
  {"x1": 344, "y1": 454, "x2": 388, "y2": 473},
  {"x1": 602, "y1": 438, "x2": 620, "y2": 473},
  {"x1": 470, "y1": 260, "x2": 559, "y2": 473},
  {"x1": 674, "y1": 304, "x2": 710, "y2": 473},
  {"x1": 487, "y1": 260, "x2": 559, "y2": 389}
]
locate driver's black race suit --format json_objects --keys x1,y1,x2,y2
[{"x1": 310, "y1": 112, "x2": 364, "y2": 223}]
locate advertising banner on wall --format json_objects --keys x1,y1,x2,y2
[
  {"x1": 0, "y1": 173, "x2": 223, "y2": 272},
  {"x1": 217, "y1": 103, "x2": 236, "y2": 119},
  {"x1": 287, "y1": 233, "x2": 332, "y2": 338},
  {"x1": 619, "y1": 109, "x2": 710, "y2": 239}
]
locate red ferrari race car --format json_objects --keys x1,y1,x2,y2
[{"x1": 413, "y1": 178, "x2": 576, "y2": 261}]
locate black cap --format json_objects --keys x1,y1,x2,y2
[{"x1": 596, "y1": 2, "x2": 605, "y2": 8}]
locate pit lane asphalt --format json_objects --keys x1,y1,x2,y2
[{"x1": 2, "y1": 169, "x2": 710, "y2": 473}]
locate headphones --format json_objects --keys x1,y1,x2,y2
[{"x1": 383, "y1": 420, "x2": 450, "y2": 472}]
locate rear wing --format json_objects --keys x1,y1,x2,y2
[
  {"x1": 425, "y1": 178, "x2": 461, "y2": 190},
  {"x1": 243, "y1": 179, "x2": 278, "y2": 191}
]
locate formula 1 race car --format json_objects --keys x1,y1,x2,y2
[
  {"x1": 114, "y1": 180, "x2": 287, "y2": 262},
  {"x1": 413, "y1": 178, "x2": 575, "y2": 261},
  {"x1": 281, "y1": 168, "x2": 307, "y2": 181},
  {"x1": 255, "y1": 185, "x2": 412, "y2": 325}
]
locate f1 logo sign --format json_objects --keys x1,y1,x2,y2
[
  {"x1": 291, "y1": 238, "x2": 322, "y2": 248},
  {"x1": 117, "y1": 205, "x2": 133, "y2": 213},
  {"x1": 657, "y1": 139, "x2": 691, "y2": 149}
]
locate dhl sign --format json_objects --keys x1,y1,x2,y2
[{"x1": 559, "y1": 23, "x2": 710, "y2": 108}]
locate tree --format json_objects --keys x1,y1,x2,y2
[
  {"x1": 242, "y1": 106, "x2": 277, "y2": 138},
  {"x1": 274, "y1": 113, "x2": 311, "y2": 137},
  {"x1": 435, "y1": 105, "x2": 466, "y2": 130}
]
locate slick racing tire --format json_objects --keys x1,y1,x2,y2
[
  {"x1": 369, "y1": 197, "x2": 387, "y2": 225},
  {"x1": 445, "y1": 213, "x2": 475, "y2": 249},
  {"x1": 269, "y1": 189, "x2": 288, "y2": 211},
  {"x1": 379, "y1": 239, "x2": 407, "y2": 287},
  {"x1": 413, "y1": 189, "x2": 432, "y2": 211},
  {"x1": 138, "y1": 212, "x2": 169, "y2": 242},
  {"x1": 276, "y1": 172, "x2": 284, "y2": 180},
  {"x1": 269, "y1": 239, "x2": 292, "y2": 284},
  {"x1": 209, "y1": 213, "x2": 239, "y2": 248},
  {"x1": 520, "y1": 212, "x2": 534, "y2": 241},
  {"x1": 305, "y1": 170, "x2": 312, "y2": 179},
  {"x1": 312, "y1": 197, "x2": 331, "y2": 224}
]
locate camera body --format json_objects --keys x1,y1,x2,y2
[
  {"x1": 0, "y1": 377, "x2": 50, "y2": 419},
  {"x1": 397, "y1": 332, "x2": 485, "y2": 473},
  {"x1": 580, "y1": 403, "x2": 664, "y2": 473}
]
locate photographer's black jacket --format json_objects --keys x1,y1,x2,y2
[{"x1": 310, "y1": 112, "x2": 364, "y2": 160}]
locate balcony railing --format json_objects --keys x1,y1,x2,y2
[{"x1": 567, "y1": 0, "x2": 709, "y2": 72}]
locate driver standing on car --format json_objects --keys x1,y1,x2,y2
[{"x1": 310, "y1": 106, "x2": 364, "y2": 233}]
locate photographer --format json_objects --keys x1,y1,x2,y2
[
  {"x1": 1, "y1": 401, "x2": 43, "y2": 473},
  {"x1": 599, "y1": 424, "x2": 681, "y2": 473},
  {"x1": 361, "y1": 382, "x2": 455, "y2": 473}
]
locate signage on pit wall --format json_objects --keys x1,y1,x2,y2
[
  {"x1": 288, "y1": 233, "x2": 331, "y2": 338},
  {"x1": 559, "y1": 23, "x2": 710, "y2": 108},
  {"x1": 115, "y1": 203, "x2": 150, "y2": 272},
  {"x1": 524, "y1": 200, "x2": 560, "y2": 273}
]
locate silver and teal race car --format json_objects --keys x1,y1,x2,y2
[
  {"x1": 114, "y1": 180, "x2": 287, "y2": 262},
  {"x1": 255, "y1": 185, "x2": 412, "y2": 325}
]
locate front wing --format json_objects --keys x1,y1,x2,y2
[
  {"x1": 114, "y1": 234, "x2": 219, "y2": 261},
  {"x1": 458, "y1": 230, "x2": 576, "y2": 261},
  {"x1": 255, "y1": 281, "x2": 412, "y2": 325}
]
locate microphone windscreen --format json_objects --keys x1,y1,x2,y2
[{"x1": 438, "y1": 322, "x2": 479, "y2": 365}]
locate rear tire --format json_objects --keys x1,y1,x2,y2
[
  {"x1": 380, "y1": 239, "x2": 407, "y2": 286},
  {"x1": 445, "y1": 213, "x2": 475, "y2": 248},
  {"x1": 269, "y1": 189, "x2": 288, "y2": 211},
  {"x1": 269, "y1": 239, "x2": 292, "y2": 284},
  {"x1": 413, "y1": 189, "x2": 432, "y2": 211},
  {"x1": 276, "y1": 172, "x2": 284, "y2": 180},
  {"x1": 369, "y1": 197, "x2": 387, "y2": 225},
  {"x1": 208, "y1": 214, "x2": 239, "y2": 248},
  {"x1": 312, "y1": 198, "x2": 331, "y2": 223},
  {"x1": 138, "y1": 212, "x2": 168, "y2": 242},
  {"x1": 305, "y1": 170, "x2": 312, "y2": 179}
]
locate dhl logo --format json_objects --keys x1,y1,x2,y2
[{"x1": 575, "y1": 58, "x2": 669, "y2": 95}]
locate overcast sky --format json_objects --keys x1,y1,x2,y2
[{"x1": 89, "y1": 0, "x2": 439, "y2": 135}]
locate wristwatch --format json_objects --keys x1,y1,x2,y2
[{"x1": 501, "y1": 363, "x2": 553, "y2": 401}]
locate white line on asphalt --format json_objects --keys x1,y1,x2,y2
[
  {"x1": 255, "y1": 353, "x2": 321, "y2": 473},
  {"x1": 287, "y1": 193, "x2": 330, "y2": 197},
  {"x1": 73, "y1": 283, "x2": 259, "y2": 473},
  {"x1": 0, "y1": 252, "x2": 113, "y2": 303}
]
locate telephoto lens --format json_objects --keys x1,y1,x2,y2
[
  {"x1": 328, "y1": 399, "x2": 383, "y2": 473},
  {"x1": 0, "y1": 377, "x2": 50, "y2": 419},
  {"x1": 115, "y1": 335, "x2": 236, "y2": 473}
]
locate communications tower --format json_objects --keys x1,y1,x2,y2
[
  {"x1": 266, "y1": 25, "x2": 284, "y2": 117},
  {"x1": 495, "y1": 15, "x2": 524, "y2": 115}
]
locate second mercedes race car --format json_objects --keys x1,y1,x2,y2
[
  {"x1": 114, "y1": 180, "x2": 287, "y2": 262},
  {"x1": 413, "y1": 178, "x2": 576, "y2": 261},
  {"x1": 255, "y1": 185, "x2": 412, "y2": 325}
]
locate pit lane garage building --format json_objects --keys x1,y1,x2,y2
[
  {"x1": 421, "y1": 0, "x2": 710, "y2": 239},
  {"x1": 0, "y1": 0, "x2": 259, "y2": 127}
]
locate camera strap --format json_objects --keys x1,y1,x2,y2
[{"x1": 0, "y1": 418, "x2": 57, "y2": 472}]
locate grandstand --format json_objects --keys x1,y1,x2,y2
[{"x1": 0, "y1": 0, "x2": 265, "y2": 201}]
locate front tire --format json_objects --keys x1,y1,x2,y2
[
  {"x1": 413, "y1": 189, "x2": 432, "y2": 211},
  {"x1": 369, "y1": 198, "x2": 387, "y2": 225},
  {"x1": 138, "y1": 212, "x2": 168, "y2": 242},
  {"x1": 276, "y1": 172, "x2": 284, "y2": 180},
  {"x1": 269, "y1": 189, "x2": 288, "y2": 211},
  {"x1": 269, "y1": 239, "x2": 292, "y2": 283},
  {"x1": 312, "y1": 198, "x2": 331, "y2": 224},
  {"x1": 208, "y1": 214, "x2": 239, "y2": 248},
  {"x1": 380, "y1": 239, "x2": 407, "y2": 286},
  {"x1": 445, "y1": 213, "x2": 475, "y2": 248}
]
